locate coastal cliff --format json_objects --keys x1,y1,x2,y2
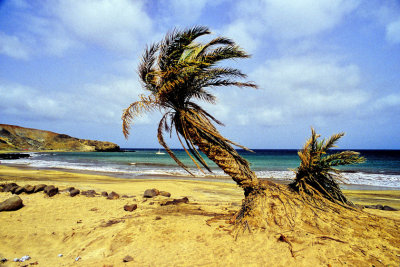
[{"x1": 0, "y1": 124, "x2": 120, "y2": 152}]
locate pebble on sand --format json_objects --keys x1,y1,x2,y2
[{"x1": 123, "y1": 255, "x2": 134, "y2": 262}]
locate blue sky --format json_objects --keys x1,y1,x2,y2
[{"x1": 0, "y1": 0, "x2": 399, "y2": 149}]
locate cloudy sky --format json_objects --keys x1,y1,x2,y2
[{"x1": 1, "y1": 0, "x2": 399, "y2": 149}]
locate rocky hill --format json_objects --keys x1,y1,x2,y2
[{"x1": 0, "y1": 124, "x2": 120, "y2": 152}]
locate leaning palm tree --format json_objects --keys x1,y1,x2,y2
[
  {"x1": 290, "y1": 128, "x2": 365, "y2": 206},
  {"x1": 122, "y1": 26, "x2": 261, "y2": 196}
]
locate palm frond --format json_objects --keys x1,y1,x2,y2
[
  {"x1": 138, "y1": 43, "x2": 159, "y2": 92},
  {"x1": 159, "y1": 26, "x2": 211, "y2": 71},
  {"x1": 157, "y1": 113, "x2": 193, "y2": 175},
  {"x1": 122, "y1": 95, "x2": 158, "y2": 138},
  {"x1": 321, "y1": 151, "x2": 365, "y2": 167},
  {"x1": 322, "y1": 132, "x2": 344, "y2": 152},
  {"x1": 202, "y1": 45, "x2": 250, "y2": 65},
  {"x1": 291, "y1": 128, "x2": 366, "y2": 207}
]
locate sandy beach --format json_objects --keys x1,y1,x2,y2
[{"x1": 0, "y1": 165, "x2": 399, "y2": 266}]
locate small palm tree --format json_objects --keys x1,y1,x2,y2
[
  {"x1": 122, "y1": 26, "x2": 260, "y2": 196},
  {"x1": 290, "y1": 128, "x2": 365, "y2": 206}
]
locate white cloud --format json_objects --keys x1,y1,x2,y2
[
  {"x1": 258, "y1": 0, "x2": 359, "y2": 39},
  {"x1": 169, "y1": 0, "x2": 209, "y2": 22},
  {"x1": 0, "y1": 77, "x2": 152, "y2": 125},
  {"x1": 234, "y1": 56, "x2": 370, "y2": 125},
  {"x1": 386, "y1": 19, "x2": 400, "y2": 44},
  {"x1": 372, "y1": 94, "x2": 400, "y2": 110},
  {"x1": 25, "y1": 15, "x2": 79, "y2": 57},
  {"x1": 51, "y1": 0, "x2": 152, "y2": 52},
  {"x1": 0, "y1": 32, "x2": 30, "y2": 59},
  {"x1": 224, "y1": 0, "x2": 360, "y2": 52},
  {"x1": 0, "y1": 83, "x2": 66, "y2": 119},
  {"x1": 223, "y1": 20, "x2": 261, "y2": 53}
]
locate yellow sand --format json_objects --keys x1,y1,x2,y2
[{"x1": 0, "y1": 165, "x2": 399, "y2": 266}]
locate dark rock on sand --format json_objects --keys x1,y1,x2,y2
[
  {"x1": 123, "y1": 255, "x2": 134, "y2": 262},
  {"x1": 70, "y1": 189, "x2": 80, "y2": 197},
  {"x1": 382, "y1": 205, "x2": 398, "y2": 211},
  {"x1": 123, "y1": 204, "x2": 137, "y2": 212},
  {"x1": 0, "y1": 195, "x2": 23, "y2": 211},
  {"x1": 159, "y1": 191, "x2": 171, "y2": 197},
  {"x1": 101, "y1": 191, "x2": 108, "y2": 197},
  {"x1": 44, "y1": 185, "x2": 58, "y2": 197},
  {"x1": 65, "y1": 187, "x2": 75, "y2": 192},
  {"x1": 23, "y1": 185, "x2": 35, "y2": 194},
  {"x1": 161, "y1": 197, "x2": 189, "y2": 206},
  {"x1": 364, "y1": 204, "x2": 398, "y2": 211},
  {"x1": 14, "y1": 186, "x2": 25, "y2": 195},
  {"x1": 33, "y1": 184, "x2": 46, "y2": 193},
  {"x1": 143, "y1": 188, "x2": 159, "y2": 198},
  {"x1": 107, "y1": 191, "x2": 120, "y2": 200},
  {"x1": 2, "y1": 183, "x2": 19, "y2": 193},
  {"x1": 81, "y1": 190, "x2": 97, "y2": 197}
]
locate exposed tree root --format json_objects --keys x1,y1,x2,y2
[{"x1": 228, "y1": 182, "x2": 400, "y2": 264}]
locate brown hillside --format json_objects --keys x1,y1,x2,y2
[{"x1": 0, "y1": 124, "x2": 120, "y2": 152}]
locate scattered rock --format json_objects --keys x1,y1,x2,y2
[
  {"x1": 161, "y1": 197, "x2": 189, "y2": 206},
  {"x1": 155, "y1": 216, "x2": 162, "y2": 220},
  {"x1": 75, "y1": 256, "x2": 81, "y2": 261},
  {"x1": 81, "y1": 190, "x2": 97, "y2": 197},
  {"x1": 122, "y1": 195, "x2": 131, "y2": 198},
  {"x1": 159, "y1": 191, "x2": 171, "y2": 197},
  {"x1": 1, "y1": 258, "x2": 8, "y2": 263},
  {"x1": 364, "y1": 204, "x2": 398, "y2": 211},
  {"x1": 0, "y1": 195, "x2": 23, "y2": 211},
  {"x1": 23, "y1": 185, "x2": 35, "y2": 194},
  {"x1": 44, "y1": 185, "x2": 58, "y2": 197},
  {"x1": 124, "y1": 204, "x2": 137, "y2": 212},
  {"x1": 70, "y1": 189, "x2": 80, "y2": 197},
  {"x1": 101, "y1": 191, "x2": 108, "y2": 197},
  {"x1": 382, "y1": 205, "x2": 398, "y2": 211},
  {"x1": 14, "y1": 186, "x2": 25, "y2": 195},
  {"x1": 58, "y1": 254, "x2": 63, "y2": 257},
  {"x1": 65, "y1": 187, "x2": 75, "y2": 192},
  {"x1": 123, "y1": 255, "x2": 134, "y2": 262},
  {"x1": 143, "y1": 188, "x2": 159, "y2": 198},
  {"x1": 107, "y1": 191, "x2": 120, "y2": 200},
  {"x1": 33, "y1": 184, "x2": 46, "y2": 193},
  {"x1": 2, "y1": 183, "x2": 19, "y2": 193}
]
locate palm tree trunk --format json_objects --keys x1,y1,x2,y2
[{"x1": 184, "y1": 126, "x2": 260, "y2": 196}]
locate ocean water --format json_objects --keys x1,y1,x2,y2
[{"x1": 2, "y1": 149, "x2": 400, "y2": 190}]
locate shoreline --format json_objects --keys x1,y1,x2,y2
[
  {"x1": 2, "y1": 162, "x2": 400, "y2": 191},
  {"x1": 1, "y1": 165, "x2": 399, "y2": 208}
]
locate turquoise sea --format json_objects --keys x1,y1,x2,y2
[{"x1": 3, "y1": 149, "x2": 400, "y2": 190}]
